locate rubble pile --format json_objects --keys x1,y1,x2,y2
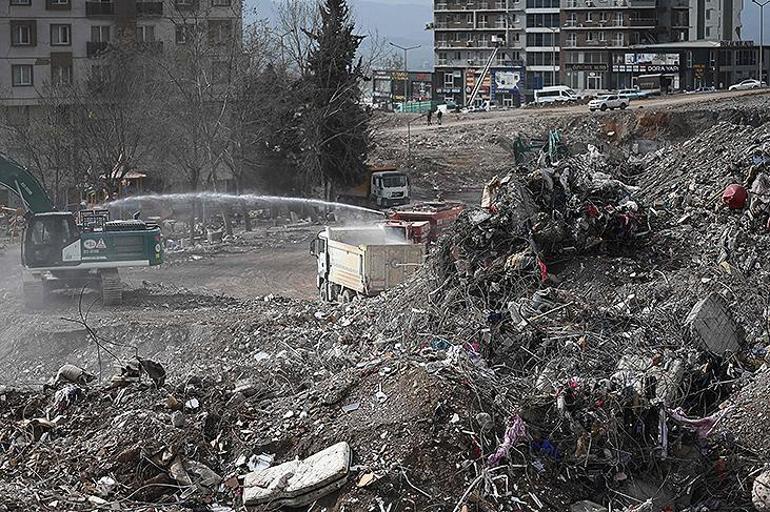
[
  {"x1": 350, "y1": 123, "x2": 770, "y2": 510},
  {"x1": 5, "y1": 103, "x2": 770, "y2": 511}
]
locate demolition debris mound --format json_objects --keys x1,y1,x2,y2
[{"x1": 5, "y1": 111, "x2": 770, "y2": 510}]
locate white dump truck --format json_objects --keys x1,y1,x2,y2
[{"x1": 310, "y1": 226, "x2": 424, "y2": 301}]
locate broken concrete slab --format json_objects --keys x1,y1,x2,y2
[
  {"x1": 570, "y1": 501, "x2": 608, "y2": 512},
  {"x1": 685, "y1": 293, "x2": 744, "y2": 355},
  {"x1": 613, "y1": 353, "x2": 686, "y2": 405},
  {"x1": 243, "y1": 441, "x2": 352, "y2": 508},
  {"x1": 754, "y1": 469, "x2": 770, "y2": 511}
]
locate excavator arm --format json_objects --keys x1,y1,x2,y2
[{"x1": 0, "y1": 153, "x2": 54, "y2": 214}]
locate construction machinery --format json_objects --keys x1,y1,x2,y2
[
  {"x1": 0, "y1": 153, "x2": 163, "y2": 307},
  {"x1": 310, "y1": 226, "x2": 423, "y2": 302}
]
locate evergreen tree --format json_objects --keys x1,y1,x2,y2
[{"x1": 303, "y1": 0, "x2": 369, "y2": 198}]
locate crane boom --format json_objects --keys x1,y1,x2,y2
[
  {"x1": 0, "y1": 153, "x2": 54, "y2": 214},
  {"x1": 466, "y1": 46, "x2": 499, "y2": 108}
]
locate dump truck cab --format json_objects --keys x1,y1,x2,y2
[
  {"x1": 337, "y1": 164, "x2": 411, "y2": 209},
  {"x1": 370, "y1": 168, "x2": 409, "y2": 207}
]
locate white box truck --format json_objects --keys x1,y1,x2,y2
[{"x1": 310, "y1": 226, "x2": 424, "y2": 301}]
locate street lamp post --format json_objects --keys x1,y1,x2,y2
[
  {"x1": 753, "y1": 0, "x2": 769, "y2": 83},
  {"x1": 389, "y1": 42, "x2": 421, "y2": 110}
]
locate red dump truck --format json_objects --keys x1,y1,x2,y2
[{"x1": 386, "y1": 201, "x2": 465, "y2": 243}]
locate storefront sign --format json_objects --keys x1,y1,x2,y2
[
  {"x1": 612, "y1": 64, "x2": 680, "y2": 73},
  {"x1": 492, "y1": 70, "x2": 522, "y2": 91},
  {"x1": 566, "y1": 63, "x2": 609, "y2": 71},
  {"x1": 625, "y1": 53, "x2": 680, "y2": 65},
  {"x1": 720, "y1": 40, "x2": 753, "y2": 47}
]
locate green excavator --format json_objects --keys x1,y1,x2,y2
[{"x1": 0, "y1": 153, "x2": 163, "y2": 307}]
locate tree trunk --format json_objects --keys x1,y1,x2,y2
[
  {"x1": 242, "y1": 205, "x2": 252, "y2": 231},
  {"x1": 189, "y1": 199, "x2": 196, "y2": 244},
  {"x1": 223, "y1": 206, "x2": 233, "y2": 236}
]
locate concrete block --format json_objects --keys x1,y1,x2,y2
[{"x1": 685, "y1": 293, "x2": 744, "y2": 355}]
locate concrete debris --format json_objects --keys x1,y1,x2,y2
[
  {"x1": 7, "y1": 97, "x2": 770, "y2": 511},
  {"x1": 570, "y1": 501, "x2": 608, "y2": 512},
  {"x1": 685, "y1": 293, "x2": 745, "y2": 355},
  {"x1": 242, "y1": 441, "x2": 352, "y2": 507},
  {"x1": 753, "y1": 469, "x2": 770, "y2": 512}
]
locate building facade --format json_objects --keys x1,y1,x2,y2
[
  {"x1": 433, "y1": 0, "x2": 527, "y2": 105},
  {"x1": 372, "y1": 69, "x2": 434, "y2": 110},
  {"x1": 689, "y1": 0, "x2": 742, "y2": 41},
  {"x1": 0, "y1": 0, "x2": 241, "y2": 107}
]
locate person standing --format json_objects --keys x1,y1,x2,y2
[
  {"x1": 436, "y1": 109, "x2": 443, "y2": 126},
  {"x1": 427, "y1": 109, "x2": 433, "y2": 125}
]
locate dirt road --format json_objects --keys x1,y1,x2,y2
[
  {"x1": 122, "y1": 246, "x2": 317, "y2": 300},
  {"x1": 383, "y1": 89, "x2": 770, "y2": 135}
]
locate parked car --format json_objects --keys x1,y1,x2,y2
[
  {"x1": 728, "y1": 79, "x2": 766, "y2": 91},
  {"x1": 617, "y1": 88, "x2": 650, "y2": 100},
  {"x1": 588, "y1": 95, "x2": 629, "y2": 112}
]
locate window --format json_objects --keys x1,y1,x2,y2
[
  {"x1": 50, "y1": 24, "x2": 71, "y2": 45},
  {"x1": 613, "y1": 32, "x2": 624, "y2": 46},
  {"x1": 212, "y1": 0, "x2": 230, "y2": 4},
  {"x1": 12, "y1": 64, "x2": 33, "y2": 86},
  {"x1": 137, "y1": 25, "x2": 156, "y2": 42},
  {"x1": 176, "y1": 24, "x2": 193, "y2": 44},
  {"x1": 566, "y1": 13, "x2": 577, "y2": 26},
  {"x1": 566, "y1": 33, "x2": 577, "y2": 46},
  {"x1": 586, "y1": 12, "x2": 592, "y2": 22},
  {"x1": 478, "y1": 14, "x2": 488, "y2": 28},
  {"x1": 614, "y1": 12, "x2": 623, "y2": 25},
  {"x1": 444, "y1": 72, "x2": 454, "y2": 87},
  {"x1": 705, "y1": 26, "x2": 711, "y2": 37},
  {"x1": 705, "y1": 8, "x2": 711, "y2": 20},
  {"x1": 91, "y1": 25, "x2": 110, "y2": 42},
  {"x1": 599, "y1": 12, "x2": 608, "y2": 22},
  {"x1": 208, "y1": 20, "x2": 232, "y2": 44},
  {"x1": 51, "y1": 64, "x2": 72, "y2": 85},
  {"x1": 586, "y1": 31, "x2": 594, "y2": 41},
  {"x1": 526, "y1": 13, "x2": 559, "y2": 27},
  {"x1": 599, "y1": 31, "x2": 606, "y2": 41},
  {"x1": 11, "y1": 21, "x2": 35, "y2": 46},
  {"x1": 11, "y1": 0, "x2": 31, "y2": 4}
]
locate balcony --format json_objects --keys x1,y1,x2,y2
[
  {"x1": 435, "y1": 0, "x2": 507, "y2": 8},
  {"x1": 137, "y1": 1, "x2": 163, "y2": 16},
  {"x1": 86, "y1": 1, "x2": 114, "y2": 16},
  {"x1": 629, "y1": 17, "x2": 656, "y2": 26},
  {"x1": 86, "y1": 41, "x2": 109, "y2": 57},
  {"x1": 434, "y1": 21, "x2": 475, "y2": 29}
]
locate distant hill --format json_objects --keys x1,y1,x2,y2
[{"x1": 247, "y1": 0, "x2": 434, "y2": 70}]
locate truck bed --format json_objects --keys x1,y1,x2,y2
[{"x1": 327, "y1": 239, "x2": 423, "y2": 295}]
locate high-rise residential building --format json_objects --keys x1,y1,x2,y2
[
  {"x1": 433, "y1": 0, "x2": 527, "y2": 106},
  {"x1": 0, "y1": 0, "x2": 241, "y2": 108},
  {"x1": 560, "y1": 0, "x2": 675, "y2": 91},
  {"x1": 689, "y1": 0, "x2": 742, "y2": 41},
  {"x1": 524, "y1": 0, "x2": 560, "y2": 88}
]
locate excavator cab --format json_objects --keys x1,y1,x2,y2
[{"x1": 21, "y1": 212, "x2": 80, "y2": 268}]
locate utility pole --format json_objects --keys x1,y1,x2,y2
[
  {"x1": 389, "y1": 42, "x2": 420, "y2": 110},
  {"x1": 753, "y1": 0, "x2": 769, "y2": 83}
]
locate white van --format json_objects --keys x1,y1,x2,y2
[{"x1": 533, "y1": 86, "x2": 578, "y2": 104}]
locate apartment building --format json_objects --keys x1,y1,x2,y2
[
  {"x1": 689, "y1": 0, "x2": 742, "y2": 41},
  {"x1": 0, "y1": 0, "x2": 241, "y2": 107},
  {"x1": 559, "y1": 0, "x2": 676, "y2": 91},
  {"x1": 524, "y1": 0, "x2": 560, "y2": 88},
  {"x1": 433, "y1": 0, "x2": 526, "y2": 106}
]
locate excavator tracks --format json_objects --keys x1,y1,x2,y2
[{"x1": 100, "y1": 269, "x2": 123, "y2": 306}]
